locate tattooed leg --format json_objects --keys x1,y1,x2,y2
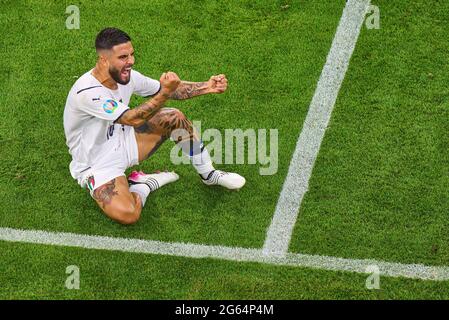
[
  {"x1": 134, "y1": 108, "x2": 199, "y2": 162},
  {"x1": 93, "y1": 179, "x2": 118, "y2": 207},
  {"x1": 134, "y1": 121, "x2": 168, "y2": 161},
  {"x1": 134, "y1": 107, "x2": 214, "y2": 175},
  {"x1": 155, "y1": 108, "x2": 196, "y2": 142},
  {"x1": 92, "y1": 176, "x2": 142, "y2": 225}
]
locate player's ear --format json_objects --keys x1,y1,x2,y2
[{"x1": 96, "y1": 50, "x2": 109, "y2": 65}]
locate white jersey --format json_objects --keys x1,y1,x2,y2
[{"x1": 63, "y1": 69, "x2": 160, "y2": 180}]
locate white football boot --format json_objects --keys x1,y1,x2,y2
[
  {"x1": 201, "y1": 170, "x2": 246, "y2": 190},
  {"x1": 128, "y1": 170, "x2": 179, "y2": 192}
]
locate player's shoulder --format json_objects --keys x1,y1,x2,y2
[
  {"x1": 73, "y1": 71, "x2": 105, "y2": 94},
  {"x1": 130, "y1": 69, "x2": 144, "y2": 84},
  {"x1": 69, "y1": 70, "x2": 109, "y2": 101},
  {"x1": 130, "y1": 69, "x2": 158, "y2": 83},
  {"x1": 130, "y1": 69, "x2": 145, "y2": 78}
]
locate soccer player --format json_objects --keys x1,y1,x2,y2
[{"x1": 64, "y1": 27, "x2": 245, "y2": 225}]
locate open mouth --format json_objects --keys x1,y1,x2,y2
[{"x1": 121, "y1": 66, "x2": 132, "y2": 78}]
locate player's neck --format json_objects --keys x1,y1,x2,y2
[{"x1": 91, "y1": 64, "x2": 118, "y2": 90}]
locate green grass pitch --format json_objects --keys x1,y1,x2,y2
[{"x1": 0, "y1": 0, "x2": 448, "y2": 299}]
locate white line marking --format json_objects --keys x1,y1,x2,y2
[
  {"x1": 263, "y1": 0, "x2": 371, "y2": 256},
  {"x1": 0, "y1": 227, "x2": 448, "y2": 281}
]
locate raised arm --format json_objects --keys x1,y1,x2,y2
[
  {"x1": 169, "y1": 74, "x2": 228, "y2": 100},
  {"x1": 116, "y1": 72, "x2": 180, "y2": 127}
]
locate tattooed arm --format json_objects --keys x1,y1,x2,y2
[
  {"x1": 169, "y1": 74, "x2": 228, "y2": 100},
  {"x1": 116, "y1": 72, "x2": 180, "y2": 127}
]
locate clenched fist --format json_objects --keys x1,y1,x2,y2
[
  {"x1": 207, "y1": 74, "x2": 228, "y2": 94},
  {"x1": 160, "y1": 71, "x2": 181, "y2": 94}
]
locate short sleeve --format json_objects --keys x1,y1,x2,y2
[
  {"x1": 78, "y1": 87, "x2": 129, "y2": 122},
  {"x1": 131, "y1": 70, "x2": 161, "y2": 97}
]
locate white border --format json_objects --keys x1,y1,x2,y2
[{"x1": 2, "y1": 0, "x2": 448, "y2": 282}]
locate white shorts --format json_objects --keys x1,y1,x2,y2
[{"x1": 77, "y1": 125, "x2": 139, "y2": 196}]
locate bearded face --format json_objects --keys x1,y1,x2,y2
[
  {"x1": 109, "y1": 64, "x2": 131, "y2": 85},
  {"x1": 104, "y1": 41, "x2": 135, "y2": 85}
]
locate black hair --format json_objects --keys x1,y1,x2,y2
[{"x1": 95, "y1": 27, "x2": 131, "y2": 51}]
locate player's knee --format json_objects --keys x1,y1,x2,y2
[
  {"x1": 118, "y1": 211, "x2": 141, "y2": 225},
  {"x1": 114, "y1": 203, "x2": 141, "y2": 225},
  {"x1": 168, "y1": 108, "x2": 186, "y2": 123},
  {"x1": 163, "y1": 109, "x2": 195, "y2": 141}
]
